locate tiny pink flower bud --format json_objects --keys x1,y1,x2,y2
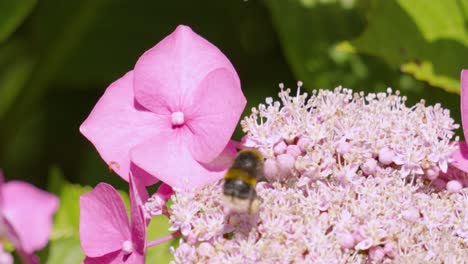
[
  {"x1": 297, "y1": 137, "x2": 311, "y2": 152},
  {"x1": 378, "y1": 147, "x2": 394, "y2": 165},
  {"x1": 273, "y1": 141, "x2": 287, "y2": 155},
  {"x1": 369, "y1": 246, "x2": 385, "y2": 261},
  {"x1": 336, "y1": 141, "x2": 352, "y2": 155},
  {"x1": 446, "y1": 180, "x2": 463, "y2": 193},
  {"x1": 361, "y1": 158, "x2": 378, "y2": 175},
  {"x1": 383, "y1": 243, "x2": 395, "y2": 257},
  {"x1": 264, "y1": 158, "x2": 279, "y2": 182},
  {"x1": 355, "y1": 238, "x2": 373, "y2": 250},
  {"x1": 286, "y1": 145, "x2": 302, "y2": 158},
  {"x1": 402, "y1": 207, "x2": 420, "y2": 222},
  {"x1": 122, "y1": 240, "x2": 134, "y2": 254},
  {"x1": 425, "y1": 166, "x2": 440, "y2": 180},
  {"x1": 277, "y1": 153, "x2": 295, "y2": 178},
  {"x1": 340, "y1": 232, "x2": 356, "y2": 249}
]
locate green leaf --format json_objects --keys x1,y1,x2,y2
[
  {"x1": 265, "y1": 0, "x2": 404, "y2": 92},
  {"x1": 0, "y1": 0, "x2": 37, "y2": 43},
  {"x1": 350, "y1": 0, "x2": 468, "y2": 93},
  {"x1": 0, "y1": 40, "x2": 34, "y2": 119},
  {"x1": 45, "y1": 237, "x2": 84, "y2": 264},
  {"x1": 49, "y1": 167, "x2": 91, "y2": 240},
  {"x1": 146, "y1": 215, "x2": 177, "y2": 263}
]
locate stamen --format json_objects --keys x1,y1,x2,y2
[
  {"x1": 122, "y1": 240, "x2": 133, "y2": 254},
  {"x1": 171, "y1": 111, "x2": 185, "y2": 126}
]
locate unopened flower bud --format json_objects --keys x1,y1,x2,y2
[
  {"x1": 340, "y1": 232, "x2": 356, "y2": 249},
  {"x1": 273, "y1": 141, "x2": 287, "y2": 155},
  {"x1": 361, "y1": 159, "x2": 377, "y2": 175},
  {"x1": 277, "y1": 154, "x2": 295, "y2": 178},
  {"x1": 402, "y1": 207, "x2": 420, "y2": 222},
  {"x1": 425, "y1": 166, "x2": 440, "y2": 180},
  {"x1": 264, "y1": 158, "x2": 279, "y2": 182},
  {"x1": 378, "y1": 147, "x2": 394, "y2": 165},
  {"x1": 446, "y1": 180, "x2": 463, "y2": 193}
]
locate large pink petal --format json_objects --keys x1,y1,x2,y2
[
  {"x1": 83, "y1": 251, "x2": 144, "y2": 264},
  {"x1": 80, "y1": 71, "x2": 169, "y2": 184},
  {"x1": 202, "y1": 140, "x2": 237, "y2": 171},
  {"x1": 462, "y1": 70, "x2": 468, "y2": 140},
  {"x1": 133, "y1": 25, "x2": 239, "y2": 116},
  {"x1": 444, "y1": 142, "x2": 468, "y2": 187},
  {"x1": 1, "y1": 181, "x2": 58, "y2": 254},
  {"x1": 186, "y1": 68, "x2": 246, "y2": 163},
  {"x1": 79, "y1": 183, "x2": 130, "y2": 257},
  {"x1": 130, "y1": 129, "x2": 228, "y2": 190},
  {"x1": 129, "y1": 173, "x2": 147, "y2": 254}
]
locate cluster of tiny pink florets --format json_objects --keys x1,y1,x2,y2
[
  {"x1": 242, "y1": 84, "x2": 460, "y2": 188},
  {"x1": 161, "y1": 84, "x2": 468, "y2": 263}
]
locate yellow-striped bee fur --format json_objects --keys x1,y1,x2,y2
[{"x1": 222, "y1": 149, "x2": 264, "y2": 214}]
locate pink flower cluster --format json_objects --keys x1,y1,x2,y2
[
  {"x1": 242, "y1": 84, "x2": 460, "y2": 188},
  {"x1": 167, "y1": 84, "x2": 468, "y2": 263}
]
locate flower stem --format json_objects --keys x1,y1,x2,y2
[{"x1": 146, "y1": 231, "x2": 181, "y2": 248}]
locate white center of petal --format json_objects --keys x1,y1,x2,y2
[
  {"x1": 171, "y1": 111, "x2": 185, "y2": 126},
  {"x1": 122, "y1": 240, "x2": 134, "y2": 254}
]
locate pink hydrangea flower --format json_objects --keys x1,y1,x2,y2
[
  {"x1": 80, "y1": 173, "x2": 148, "y2": 264},
  {"x1": 0, "y1": 170, "x2": 59, "y2": 264},
  {"x1": 80, "y1": 25, "x2": 246, "y2": 189}
]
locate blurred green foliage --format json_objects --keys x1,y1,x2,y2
[{"x1": 0, "y1": 0, "x2": 466, "y2": 263}]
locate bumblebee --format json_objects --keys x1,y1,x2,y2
[{"x1": 222, "y1": 149, "x2": 264, "y2": 214}]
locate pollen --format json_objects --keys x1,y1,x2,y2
[{"x1": 171, "y1": 111, "x2": 185, "y2": 126}]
